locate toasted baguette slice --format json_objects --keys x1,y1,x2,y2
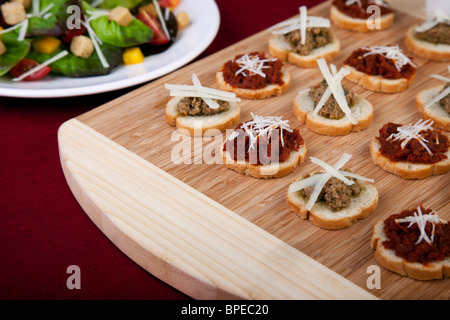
[
  {"x1": 404, "y1": 25, "x2": 450, "y2": 62},
  {"x1": 166, "y1": 96, "x2": 240, "y2": 137},
  {"x1": 369, "y1": 135, "x2": 450, "y2": 179},
  {"x1": 215, "y1": 67, "x2": 291, "y2": 100},
  {"x1": 416, "y1": 85, "x2": 450, "y2": 131},
  {"x1": 293, "y1": 90, "x2": 373, "y2": 135},
  {"x1": 329, "y1": 5, "x2": 394, "y2": 32},
  {"x1": 343, "y1": 64, "x2": 415, "y2": 93},
  {"x1": 268, "y1": 33, "x2": 340, "y2": 68},
  {"x1": 286, "y1": 178, "x2": 378, "y2": 230},
  {"x1": 222, "y1": 144, "x2": 307, "y2": 179},
  {"x1": 371, "y1": 218, "x2": 450, "y2": 281}
]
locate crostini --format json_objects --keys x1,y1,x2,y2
[
  {"x1": 330, "y1": 0, "x2": 394, "y2": 32},
  {"x1": 215, "y1": 51, "x2": 290, "y2": 99},
  {"x1": 293, "y1": 58, "x2": 373, "y2": 135},
  {"x1": 404, "y1": 9, "x2": 450, "y2": 62},
  {"x1": 222, "y1": 113, "x2": 307, "y2": 178},
  {"x1": 343, "y1": 45, "x2": 417, "y2": 93},
  {"x1": 371, "y1": 205, "x2": 449, "y2": 281},
  {"x1": 165, "y1": 73, "x2": 241, "y2": 136},
  {"x1": 268, "y1": 6, "x2": 340, "y2": 68},
  {"x1": 370, "y1": 119, "x2": 450, "y2": 179},
  {"x1": 416, "y1": 68, "x2": 450, "y2": 131},
  {"x1": 286, "y1": 153, "x2": 378, "y2": 230}
]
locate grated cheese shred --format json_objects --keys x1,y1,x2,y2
[
  {"x1": 361, "y1": 45, "x2": 417, "y2": 72},
  {"x1": 227, "y1": 112, "x2": 293, "y2": 151},
  {"x1": 387, "y1": 119, "x2": 436, "y2": 156},
  {"x1": 395, "y1": 206, "x2": 440, "y2": 245},
  {"x1": 234, "y1": 54, "x2": 277, "y2": 78}
]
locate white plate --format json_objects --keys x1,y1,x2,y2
[{"x1": 0, "y1": 0, "x2": 220, "y2": 98}]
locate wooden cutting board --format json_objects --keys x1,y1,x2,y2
[{"x1": 58, "y1": 1, "x2": 450, "y2": 300}]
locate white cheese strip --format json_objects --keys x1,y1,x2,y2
[
  {"x1": 299, "y1": 6, "x2": 307, "y2": 45},
  {"x1": 234, "y1": 54, "x2": 276, "y2": 78},
  {"x1": 288, "y1": 153, "x2": 374, "y2": 211},
  {"x1": 12, "y1": 50, "x2": 68, "y2": 82},
  {"x1": 310, "y1": 156, "x2": 355, "y2": 185},
  {"x1": 32, "y1": 0, "x2": 39, "y2": 17},
  {"x1": 17, "y1": 19, "x2": 28, "y2": 42},
  {"x1": 80, "y1": 20, "x2": 109, "y2": 68},
  {"x1": 415, "y1": 9, "x2": 450, "y2": 32},
  {"x1": 153, "y1": 0, "x2": 170, "y2": 40},
  {"x1": 312, "y1": 67, "x2": 349, "y2": 116},
  {"x1": 431, "y1": 74, "x2": 450, "y2": 82},
  {"x1": 191, "y1": 73, "x2": 219, "y2": 109},
  {"x1": 271, "y1": 16, "x2": 330, "y2": 35},
  {"x1": 316, "y1": 59, "x2": 357, "y2": 124},
  {"x1": 345, "y1": 0, "x2": 362, "y2": 6}
]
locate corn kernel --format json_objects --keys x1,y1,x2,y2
[{"x1": 123, "y1": 47, "x2": 145, "y2": 65}]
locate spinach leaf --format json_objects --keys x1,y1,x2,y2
[
  {"x1": 27, "y1": 44, "x2": 123, "y2": 77},
  {"x1": 0, "y1": 32, "x2": 31, "y2": 76},
  {"x1": 90, "y1": 16, "x2": 153, "y2": 47}
]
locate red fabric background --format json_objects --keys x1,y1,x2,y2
[{"x1": 0, "y1": 0, "x2": 324, "y2": 299}]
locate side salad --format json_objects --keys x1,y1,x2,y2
[{"x1": 0, "y1": 0, "x2": 187, "y2": 81}]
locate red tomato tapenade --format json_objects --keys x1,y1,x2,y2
[
  {"x1": 224, "y1": 124, "x2": 303, "y2": 165},
  {"x1": 221, "y1": 52, "x2": 285, "y2": 90},
  {"x1": 344, "y1": 48, "x2": 417, "y2": 80},
  {"x1": 382, "y1": 206, "x2": 449, "y2": 265},
  {"x1": 377, "y1": 122, "x2": 448, "y2": 164},
  {"x1": 332, "y1": 0, "x2": 393, "y2": 19}
]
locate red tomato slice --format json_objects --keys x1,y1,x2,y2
[
  {"x1": 9, "y1": 59, "x2": 52, "y2": 81},
  {"x1": 136, "y1": 10, "x2": 170, "y2": 45},
  {"x1": 158, "y1": 0, "x2": 171, "y2": 7},
  {"x1": 62, "y1": 25, "x2": 87, "y2": 43}
]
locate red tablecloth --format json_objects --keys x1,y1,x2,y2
[{"x1": 0, "y1": 0, "x2": 324, "y2": 300}]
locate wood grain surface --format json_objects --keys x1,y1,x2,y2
[{"x1": 60, "y1": 1, "x2": 449, "y2": 299}]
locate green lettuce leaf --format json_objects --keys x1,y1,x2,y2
[
  {"x1": 0, "y1": 32, "x2": 31, "y2": 76},
  {"x1": 27, "y1": 44, "x2": 123, "y2": 77},
  {"x1": 90, "y1": 16, "x2": 153, "y2": 48}
]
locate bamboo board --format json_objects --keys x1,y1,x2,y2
[{"x1": 58, "y1": 1, "x2": 450, "y2": 300}]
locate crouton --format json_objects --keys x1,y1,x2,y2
[
  {"x1": 1, "y1": 2, "x2": 27, "y2": 25},
  {"x1": 108, "y1": 6, "x2": 133, "y2": 27},
  {"x1": 70, "y1": 35, "x2": 94, "y2": 59},
  {"x1": 10, "y1": 0, "x2": 31, "y2": 9}
]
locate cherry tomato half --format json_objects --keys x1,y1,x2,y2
[
  {"x1": 10, "y1": 58, "x2": 52, "y2": 81},
  {"x1": 136, "y1": 10, "x2": 170, "y2": 46}
]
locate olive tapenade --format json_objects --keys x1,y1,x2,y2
[
  {"x1": 221, "y1": 52, "x2": 285, "y2": 90},
  {"x1": 177, "y1": 96, "x2": 230, "y2": 116},
  {"x1": 299, "y1": 171, "x2": 364, "y2": 211},
  {"x1": 308, "y1": 79, "x2": 359, "y2": 119},
  {"x1": 332, "y1": 0, "x2": 393, "y2": 19},
  {"x1": 381, "y1": 206, "x2": 449, "y2": 265},
  {"x1": 224, "y1": 125, "x2": 304, "y2": 165},
  {"x1": 344, "y1": 48, "x2": 416, "y2": 80},
  {"x1": 284, "y1": 28, "x2": 332, "y2": 56},
  {"x1": 376, "y1": 122, "x2": 449, "y2": 164},
  {"x1": 439, "y1": 83, "x2": 450, "y2": 114},
  {"x1": 415, "y1": 23, "x2": 450, "y2": 45}
]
